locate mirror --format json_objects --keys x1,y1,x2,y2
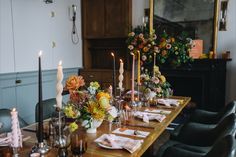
[{"x1": 151, "y1": 0, "x2": 219, "y2": 53}]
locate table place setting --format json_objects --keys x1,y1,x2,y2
[
  {"x1": 134, "y1": 111, "x2": 166, "y2": 123},
  {"x1": 112, "y1": 128, "x2": 150, "y2": 138},
  {"x1": 144, "y1": 109, "x2": 171, "y2": 115},
  {"x1": 94, "y1": 134, "x2": 143, "y2": 153},
  {"x1": 157, "y1": 98, "x2": 183, "y2": 107}
]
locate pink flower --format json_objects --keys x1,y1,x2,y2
[{"x1": 151, "y1": 77, "x2": 160, "y2": 84}]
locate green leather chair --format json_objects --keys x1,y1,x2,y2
[
  {"x1": 157, "y1": 114, "x2": 236, "y2": 157},
  {"x1": 35, "y1": 98, "x2": 58, "y2": 122},
  {"x1": 189, "y1": 101, "x2": 236, "y2": 124},
  {"x1": 0, "y1": 108, "x2": 28, "y2": 133},
  {"x1": 158, "y1": 135, "x2": 235, "y2": 157}
]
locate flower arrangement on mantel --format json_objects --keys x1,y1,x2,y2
[
  {"x1": 63, "y1": 75, "x2": 117, "y2": 132},
  {"x1": 156, "y1": 31, "x2": 194, "y2": 67},
  {"x1": 127, "y1": 26, "x2": 193, "y2": 69}
]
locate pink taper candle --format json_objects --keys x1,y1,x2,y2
[{"x1": 131, "y1": 53, "x2": 135, "y2": 102}]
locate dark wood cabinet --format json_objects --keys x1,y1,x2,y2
[
  {"x1": 83, "y1": 0, "x2": 105, "y2": 38},
  {"x1": 81, "y1": 0, "x2": 132, "y2": 90},
  {"x1": 82, "y1": 0, "x2": 131, "y2": 38},
  {"x1": 159, "y1": 59, "x2": 231, "y2": 111}
]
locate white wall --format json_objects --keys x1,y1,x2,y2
[
  {"x1": 0, "y1": 0, "x2": 82, "y2": 73},
  {"x1": 132, "y1": 0, "x2": 149, "y2": 27},
  {"x1": 217, "y1": 0, "x2": 236, "y2": 103}
]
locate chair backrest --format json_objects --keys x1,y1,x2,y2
[
  {"x1": 206, "y1": 135, "x2": 235, "y2": 157},
  {"x1": 35, "y1": 98, "x2": 57, "y2": 122},
  {"x1": 208, "y1": 114, "x2": 236, "y2": 146},
  {"x1": 216, "y1": 101, "x2": 236, "y2": 122},
  {"x1": 0, "y1": 108, "x2": 28, "y2": 133}
]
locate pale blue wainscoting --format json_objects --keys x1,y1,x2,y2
[{"x1": 0, "y1": 68, "x2": 79, "y2": 124}]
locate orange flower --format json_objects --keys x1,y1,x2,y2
[
  {"x1": 66, "y1": 75, "x2": 85, "y2": 91},
  {"x1": 143, "y1": 47, "x2": 149, "y2": 52},
  {"x1": 161, "y1": 50, "x2": 167, "y2": 56}
]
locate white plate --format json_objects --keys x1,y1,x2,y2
[{"x1": 97, "y1": 142, "x2": 122, "y2": 149}]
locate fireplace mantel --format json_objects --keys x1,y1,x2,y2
[{"x1": 160, "y1": 59, "x2": 231, "y2": 111}]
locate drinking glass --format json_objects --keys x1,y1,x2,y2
[{"x1": 70, "y1": 133, "x2": 87, "y2": 156}]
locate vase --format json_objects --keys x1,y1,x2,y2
[{"x1": 86, "y1": 119, "x2": 103, "y2": 134}]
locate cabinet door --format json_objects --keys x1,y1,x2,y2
[
  {"x1": 83, "y1": 0, "x2": 105, "y2": 38},
  {"x1": 105, "y1": 0, "x2": 128, "y2": 37}
]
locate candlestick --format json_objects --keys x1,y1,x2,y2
[
  {"x1": 137, "y1": 51, "x2": 141, "y2": 85},
  {"x1": 153, "y1": 53, "x2": 156, "y2": 77},
  {"x1": 131, "y1": 53, "x2": 135, "y2": 102},
  {"x1": 118, "y1": 59, "x2": 124, "y2": 93},
  {"x1": 38, "y1": 50, "x2": 43, "y2": 143},
  {"x1": 56, "y1": 60, "x2": 64, "y2": 109},
  {"x1": 111, "y1": 52, "x2": 116, "y2": 97},
  {"x1": 11, "y1": 108, "x2": 22, "y2": 148},
  {"x1": 108, "y1": 85, "x2": 113, "y2": 97}
]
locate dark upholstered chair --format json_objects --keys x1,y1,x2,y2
[
  {"x1": 158, "y1": 135, "x2": 235, "y2": 157},
  {"x1": 171, "y1": 114, "x2": 236, "y2": 146},
  {"x1": 0, "y1": 108, "x2": 28, "y2": 133},
  {"x1": 157, "y1": 114, "x2": 236, "y2": 157},
  {"x1": 189, "y1": 101, "x2": 236, "y2": 124},
  {"x1": 35, "y1": 98, "x2": 59, "y2": 122}
]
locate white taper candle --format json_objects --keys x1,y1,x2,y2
[{"x1": 56, "y1": 60, "x2": 64, "y2": 109}]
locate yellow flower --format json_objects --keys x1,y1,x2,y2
[
  {"x1": 69, "y1": 122, "x2": 78, "y2": 132},
  {"x1": 90, "y1": 81, "x2": 100, "y2": 89},
  {"x1": 86, "y1": 101, "x2": 105, "y2": 120},
  {"x1": 96, "y1": 92, "x2": 110, "y2": 100},
  {"x1": 64, "y1": 106, "x2": 77, "y2": 118},
  {"x1": 160, "y1": 75, "x2": 166, "y2": 83},
  {"x1": 98, "y1": 96, "x2": 110, "y2": 109}
]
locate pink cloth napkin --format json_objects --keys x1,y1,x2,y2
[
  {"x1": 134, "y1": 111, "x2": 166, "y2": 123},
  {"x1": 95, "y1": 134, "x2": 143, "y2": 153},
  {"x1": 157, "y1": 98, "x2": 181, "y2": 107}
]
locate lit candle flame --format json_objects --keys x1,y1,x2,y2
[
  {"x1": 111, "y1": 52, "x2": 115, "y2": 57},
  {"x1": 38, "y1": 50, "x2": 42, "y2": 57},
  {"x1": 120, "y1": 59, "x2": 123, "y2": 63},
  {"x1": 59, "y1": 60, "x2": 62, "y2": 66},
  {"x1": 131, "y1": 52, "x2": 134, "y2": 56},
  {"x1": 12, "y1": 108, "x2": 16, "y2": 112}
]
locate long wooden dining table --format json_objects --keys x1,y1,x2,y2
[{"x1": 19, "y1": 96, "x2": 191, "y2": 157}]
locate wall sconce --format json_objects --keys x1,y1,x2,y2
[{"x1": 219, "y1": 0, "x2": 229, "y2": 31}]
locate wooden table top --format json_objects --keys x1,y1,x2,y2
[{"x1": 19, "y1": 96, "x2": 191, "y2": 157}]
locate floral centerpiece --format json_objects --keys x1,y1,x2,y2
[
  {"x1": 126, "y1": 26, "x2": 172, "y2": 99},
  {"x1": 63, "y1": 75, "x2": 117, "y2": 133},
  {"x1": 140, "y1": 66, "x2": 172, "y2": 100}
]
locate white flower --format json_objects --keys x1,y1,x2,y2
[
  {"x1": 142, "y1": 55, "x2": 147, "y2": 61},
  {"x1": 128, "y1": 45, "x2": 134, "y2": 50},
  {"x1": 107, "y1": 106, "x2": 118, "y2": 118},
  {"x1": 88, "y1": 86, "x2": 96, "y2": 95}
]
